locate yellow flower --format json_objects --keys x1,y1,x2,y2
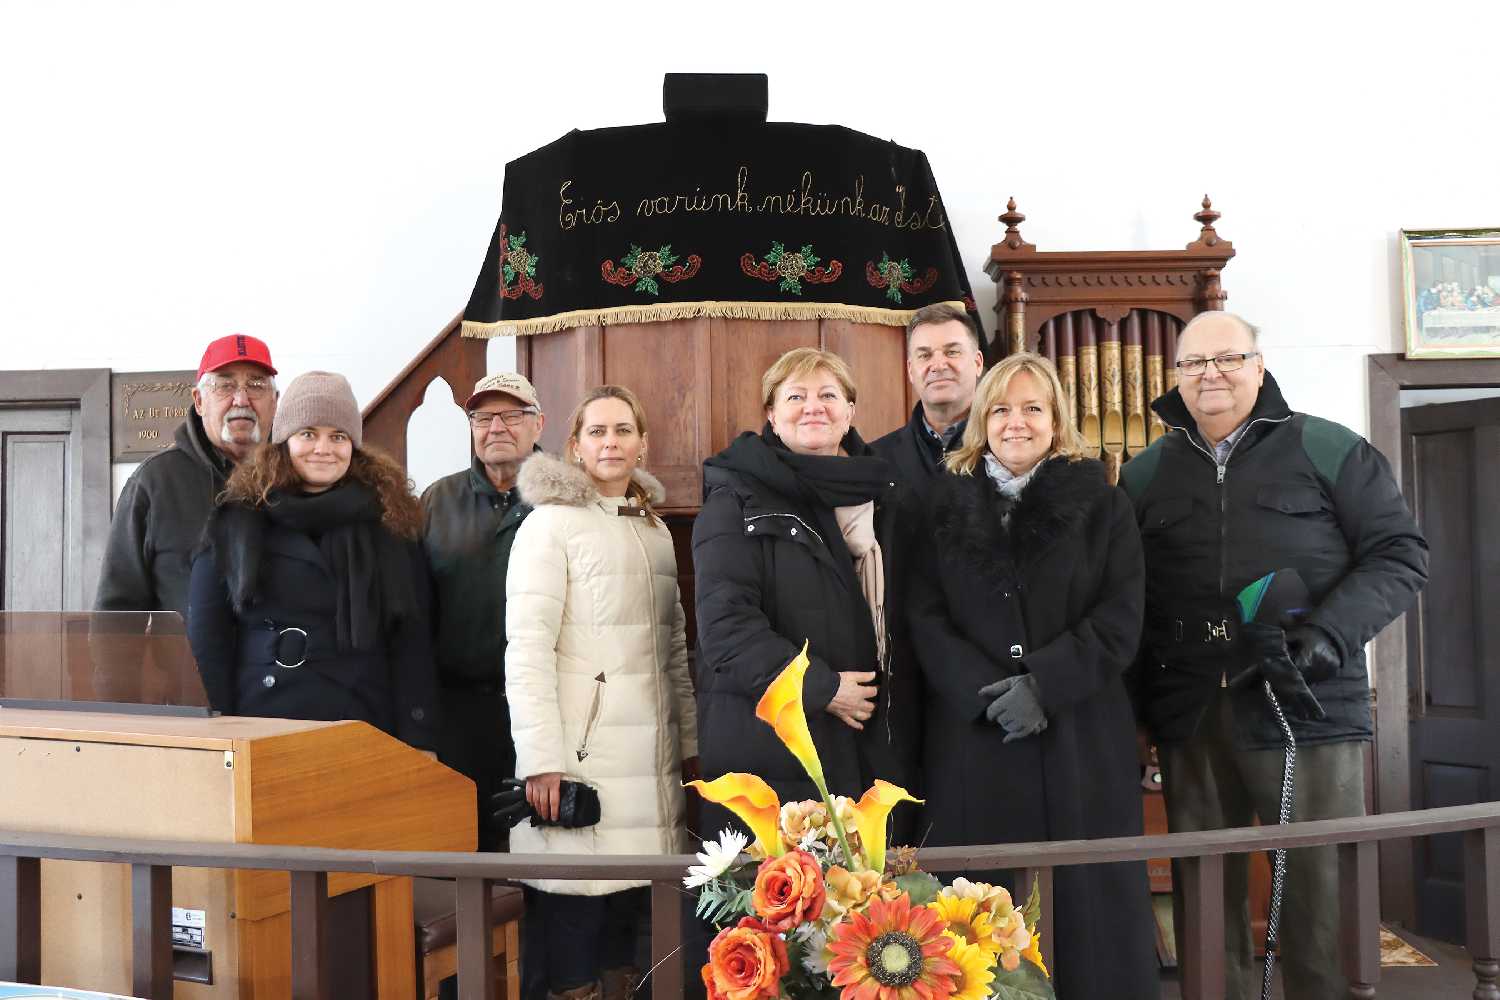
[
  {"x1": 851, "y1": 779, "x2": 920, "y2": 874},
  {"x1": 823, "y1": 865, "x2": 884, "y2": 919},
  {"x1": 754, "y1": 642, "x2": 824, "y2": 786},
  {"x1": 928, "y1": 894, "x2": 1002, "y2": 957},
  {"x1": 943, "y1": 933, "x2": 997, "y2": 1000},
  {"x1": 686, "y1": 774, "x2": 784, "y2": 857},
  {"x1": 1021, "y1": 929, "x2": 1049, "y2": 979}
]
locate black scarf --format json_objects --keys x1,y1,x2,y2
[
  {"x1": 217, "y1": 481, "x2": 416, "y2": 653},
  {"x1": 757, "y1": 422, "x2": 892, "y2": 510}
]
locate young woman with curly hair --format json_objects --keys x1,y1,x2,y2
[{"x1": 186, "y1": 371, "x2": 438, "y2": 750}]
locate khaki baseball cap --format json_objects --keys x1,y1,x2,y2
[{"x1": 464, "y1": 372, "x2": 540, "y2": 410}]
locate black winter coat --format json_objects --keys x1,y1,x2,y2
[
  {"x1": 1121, "y1": 372, "x2": 1429, "y2": 748},
  {"x1": 420, "y1": 456, "x2": 534, "y2": 850},
  {"x1": 97, "y1": 411, "x2": 232, "y2": 615},
  {"x1": 870, "y1": 403, "x2": 965, "y2": 509},
  {"x1": 187, "y1": 504, "x2": 439, "y2": 750},
  {"x1": 909, "y1": 457, "x2": 1158, "y2": 1000},
  {"x1": 692, "y1": 430, "x2": 917, "y2": 831}
]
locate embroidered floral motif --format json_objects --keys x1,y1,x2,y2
[
  {"x1": 741, "y1": 242, "x2": 843, "y2": 296},
  {"x1": 601, "y1": 244, "x2": 702, "y2": 295},
  {"x1": 864, "y1": 253, "x2": 938, "y2": 304},
  {"x1": 499, "y1": 224, "x2": 543, "y2": 301}
]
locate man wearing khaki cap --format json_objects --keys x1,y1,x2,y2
[
  {"x1": 97, "y1": 334, "x2": 279, "y2": 615},
  {"x1": 420, "y1": 372, "x2": 545, "y2": 852}
]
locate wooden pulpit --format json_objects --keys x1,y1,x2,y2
[{"x1": 0, "y1": 709, "x2": 475, "y2": 999}]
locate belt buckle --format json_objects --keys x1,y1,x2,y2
[
  {"x1": 1204, "y1": 619, "x2": 1230, "y2": 644},
  {"x1": 275, "y1": 626, "x2": 308, "y2": 669}
]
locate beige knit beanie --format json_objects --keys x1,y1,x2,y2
[{"x1": 271, "y1": 371, "x2": 362, "y2": 448}]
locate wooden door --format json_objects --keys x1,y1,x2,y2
[
  {"x1": 0, "y1": 407, "x2": 85, "y2": 610},
  {"x1": 1402, "y1": 397, "x2": 1500, "y2": 942}
]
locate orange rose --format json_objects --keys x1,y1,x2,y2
[
  {"x1": 705, "y1": 917, "x2": 789, "y2": 1000},
  {"x1": 750, "y1": 849, "x2": 826, "y2": 931}
]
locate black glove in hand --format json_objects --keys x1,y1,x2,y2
[
  {"x1": 1231, "y1": 621, "x2": 1327, "y2": 722},
  {"x1": 1286, "y1": 624, "x2": 1340, "y2": 683},
  {"x1": 979, "y1": 674, "x2": 1048, "y2": 743},
  {"x1": 490, "y1": 779, "x2": 534, "y2": 830}
]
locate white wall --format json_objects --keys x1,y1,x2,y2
[{"x1": 6, "y1": 1, "x2": 1500, "y2": 495}]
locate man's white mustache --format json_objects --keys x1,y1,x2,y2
[{"x1": 220, "y1": 407, "x2": 262, "y2": 444}]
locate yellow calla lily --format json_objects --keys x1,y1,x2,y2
[
  {"x1": 755, "y1": 641, "x2": 825, "y2": 785},
  {"x1": 685, "y1": 773, "x2": 785, "y2": 857},
  {"x1": 852, "y1": 779, "x2": 921, "y2": 873}
]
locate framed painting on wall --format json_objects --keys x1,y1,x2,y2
[{"x1": 1401, "y1": 228, "x2": 1500, "y2": 358}]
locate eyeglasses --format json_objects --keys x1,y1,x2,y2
[
  {"x1": 203, "y1": 377, "x2": 274, "y2": 400},
  {"x1": 468, "y1": 408, "x2": 538, "y2": 428},
  {"x1": 1174, "y1": 352, "x2": 1259, "y2": 377}
]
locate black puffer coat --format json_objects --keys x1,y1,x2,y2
[
  {"x1": 187, "y1": 502, "x2": 439, "y2": 750},
  {"x1": 909, "y1": 456, "x2": 1158, "y2": 1000},
  {"x1": 691, "y1": 429, "x2": 916, "y2": 834},
  {"x1": 1121, "y1": 372, "x2": 1428, "y2": 748}
]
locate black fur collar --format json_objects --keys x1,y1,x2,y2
[{"x1": 931, "y1": 457, "x2": 1108, "y2": 592}]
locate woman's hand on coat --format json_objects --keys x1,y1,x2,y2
[
  {"x1": 826, "y1": 671, "x2": 878, "y2": 730},
  {"x1": 525, "y1": 771, "x2": 564, "y2": 822}
]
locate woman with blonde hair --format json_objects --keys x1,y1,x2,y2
[
  {"x1": 505, "y1": 385, "x2": 697, "y2": 1000},
  {"x1": 187, "y1": 371, "x2": 437, "y2": 750},
  {"x1": 692, "y1": 346, "x2": 913, "y2": 842},
  {"x1": 908, "y1": 352, "x2": 1159, "y2": 999}
]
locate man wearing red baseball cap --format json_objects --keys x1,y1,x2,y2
[{"x1": 96, "y1": 334, "x2": 279, "y2": 615}]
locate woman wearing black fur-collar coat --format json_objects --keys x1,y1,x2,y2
[{"x1": 909, "y1": 353, "x2": 1159, "y2": 1000}]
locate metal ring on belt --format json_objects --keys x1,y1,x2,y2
[{"x1": 274, "y1": 626, "x2": 308, "y2": 669}]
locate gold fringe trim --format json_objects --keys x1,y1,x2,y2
[{"x1": 459, "y1": 299, "x2": 969, "y2": 338}]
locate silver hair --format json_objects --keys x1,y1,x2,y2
[{"x1": 1176, "y1": 311, "x2": 1260, "y2": 359}]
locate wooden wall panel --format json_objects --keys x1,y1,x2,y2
[
  {"x1": 709, "y1": 319, "x2": 815, "y2": 452},
  {"x1": 819, "y1": 320, "x2": 909, "y2": 443},
  {"x1": 601, "y1": 320, "x2": 712, "y2": 512},
  {"x1": 520, "y1": 327, "x2": 604, "y2": 457}
]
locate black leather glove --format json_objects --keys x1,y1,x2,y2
[
  {"x1": 490, "y1": 778, "x2": 602, "y2": 830},
  {"x1": 490, "y1": 779, "x2": 533, "y2": 830},
  {"x1": 979, "y1": 674, "x2": 1048, "y2": 743},
  {"x1": 1286, "y1": 624, "x2": 1340, "y2": 683},
  {"x1": 1231, "y1": 621, "x2": 1327, "y2": 721}
]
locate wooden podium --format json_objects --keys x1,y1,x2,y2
[{"x1": 0, "y1": 708, "x2": 476, "y2": 999}]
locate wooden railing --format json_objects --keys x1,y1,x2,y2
[{"x1": 3, "y1": 802, "x2": 1499, "y2": 1000}]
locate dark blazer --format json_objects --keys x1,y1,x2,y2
[
  {"x1": 909, "y1": 456, "x2": 1159, "y2": 1000},
  {"x1": 691, "y1": 431, "x2": 915, "y2": 828},
  {"x1": 187, "y1": 507, "x2": 439, "y2": 750}
]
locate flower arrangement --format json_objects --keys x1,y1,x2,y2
[{"x1": 686, "y1": 643, "x2": 1054, "y2": 1000}]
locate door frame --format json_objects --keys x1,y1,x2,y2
[
  {"x1": 1368, "y1": 353, "x2": 1500, "y2": 925},
  {"x1": 0, "y1": 369, "x2": 112, "y2": 608}
]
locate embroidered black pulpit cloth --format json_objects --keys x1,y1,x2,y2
[{"x1": 460, "y1": 120, "x2": 977, "y2": 337}]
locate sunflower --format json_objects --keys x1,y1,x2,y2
[
  {"x1": 827, "y1": 892, "x2": 960, "y2": 1000},
  {"x1": 926, "y1": 895, "x2": 1001, "y2": 958},
  {"x1": 942, "y1": 935, "x2": 996, "y2": 1000}
]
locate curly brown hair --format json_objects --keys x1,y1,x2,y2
[{"x1": 219, "y1": 441, "x2": 425, "y2": 540}]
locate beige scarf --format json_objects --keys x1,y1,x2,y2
[{"x1": 834, "y1": 501, "x2": 886, "y2": 668}]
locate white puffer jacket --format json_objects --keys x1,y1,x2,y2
[{"x1": 505, "y1": 453, "x2": 698, "y2": 894}]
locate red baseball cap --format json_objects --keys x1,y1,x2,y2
[{"x1": 197, "y1": 334, "x2": 277, "y2": 380}]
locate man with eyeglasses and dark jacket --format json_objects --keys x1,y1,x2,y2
[
  {"x1": 420, "y1": 371, "x2": 545, "y2": 853},
  {"x1": 1120, "y1": 311, "x2": 1428, "y2": 1000},
  {"x1": 96, "y1": 334, "x2": 279, "y2": 615}
]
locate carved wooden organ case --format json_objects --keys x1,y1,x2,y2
[{"x1": 985, "y1": 197, "x2": 1235, "y2": 476}]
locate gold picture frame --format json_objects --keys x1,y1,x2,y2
[{"x1": 1401, "y1": 228, "x2": 1500, "y2": 358}]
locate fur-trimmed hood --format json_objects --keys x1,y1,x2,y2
[
  {"x1": 516, "y1": 451, "x2": 667, "y2": 508},
  {"x1": 932, "y1": 456, "x2": 1110, "y2": 592}
]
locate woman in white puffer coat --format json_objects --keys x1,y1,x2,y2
[{"x1": 506, "y1": 384, "x2": 698, "y2": 1000}]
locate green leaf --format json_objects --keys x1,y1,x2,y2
[
  {"x1": 510, "y1": 232, "x2": 527, "y2": 247},
  {"x1": 1022, "y1": 877, "x2": 1041, "y2": 929},
  {"x1": 501, "y1": 264, "x2": 515, "y2": 284},
  {"x1": 780, "y1": 277, "x2": 802, "y2": 295},
  {"x1": 893, "y1": 872, "x2": 941, "y2": 906},
  {"x1": 989, "y1": 959, "x2": 1055, "y2": 999},
  {"x1": 637, "y1": 276, "x2": 660, "y2": 296}
]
